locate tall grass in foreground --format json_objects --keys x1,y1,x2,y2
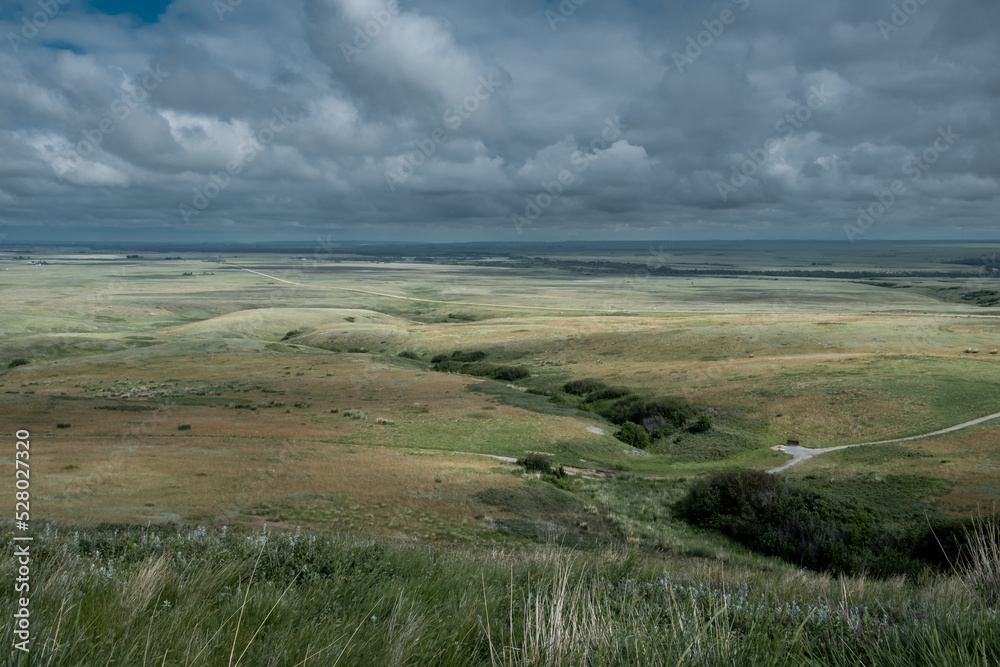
[
  {"x1": 959, "y1": 511, "x2": 1000, "y2": 607},
  {"x1": 1, "y1": 522, "x2": 998, "y2": 666}
]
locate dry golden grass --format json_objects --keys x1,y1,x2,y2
[
  {"x1": 24, "y1": 423, "x2": 529, "y2": 538},
  {"x1": 2, "y1": 256, "x2": 999, "y2": 537},
  {"x1": 0, "y1": 349, "x2": 613, "y2": 540}
]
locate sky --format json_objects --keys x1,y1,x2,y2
[{"x1": 0, "y1": 0, "x2": 997, "y2": 243}]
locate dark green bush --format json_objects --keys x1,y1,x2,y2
[
  {"x1": 584, "y1": 386, "x2": 632, "y2": 402},
  {"x1": 494, "y1": 366, "x2": 530, "y2": 381},
  {"x1": 56, "y1": 423, "x2": 71, "y2": 429},
  {"x1": 604, "y1": 395, "x2": 699, "y2": 429},
  {"x1": 450, "y1": 350, "x2": 487, "y2": 363},
  {"x1": 397, "y1": 350, "x2": 421, "y2": 360},
  {"x1": 614, "y1": 422, "x2": 651, "y2": 449},
  {"x1": 639, "y1": 415, "x2": 673, "y2": 439},
  {"x1": 563, "y1": 378, "x2": 607, "y2": 396},
  {"x1": 459, "y1": 362, "x2": 501, "y2": 378},
  {"x1": 431, "y1": 360, "x2": 462, "y2": 373},
  {"x1": 678, "y1": 469, "x2": 875, "y2": 575},
  {"x1": 686, "y1": 414, "x2": 712, "y2": 433},
  {"x1": 429, "y1": 352, "x2": 530, "y2": 383},
  {"x1": 677, "y1": 469, "x2": 993, "y2": 579},
  {"x1": 177, "y1": 424, "x2": 192, "y2": 430},
  {"x1": 517, "y1": 453, "x2": 565, "y2": 477},
  {"x1": 7, "y1": 358, "x2": 29, "y2": 369}
]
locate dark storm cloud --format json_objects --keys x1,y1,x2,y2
[{"x1": 0, "y1": 0, "x2": 997, "y2": 242}]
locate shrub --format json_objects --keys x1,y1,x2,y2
[
  {"x1": 676, "y1": 469, "x2": 987, "y2": 579},
  {"x1": 56, "y1": 423, "x2": 71, "y2": 429},
  {"x1": 517, "y1": 453, "x2": 558, "y2": 475},
  {"x1": 640, "y1": 415, "x2": 672, "y2": 438},
  {"x1": 430, "y1": 360, "x2": 462, "y2": 373},
  {"x1": 375, "y1": 417, "x2": 394, "y2": 425},
  {"x1": 281, "y1": 329, "x2": 303, "y2": 341},
  {"x1": 563, "y1": 378, "x2": 607, "y2": 396},
  {"x1": 430, "y1": 353, "x2": 449, "y2": 364},
  {"x1": 450, "y1": 350, "x2": 487, "y2": 363},
  {"x1": 177, "y1": 424, "x2": 192, "y2": 430},
  {"x1": 614, "y1": 422, "x2": 651, "y2": 449},
  {"x1": 459, "y1": 362, "x2": 501, "y2": 378},
  {"x1": 604, "y1": 395, "x2": 699, "y2": 428},
  {"x1": 686, "y1": 414, "x2": 712, "y2": 433},
  {"x1": 7, "y1": 358, "x2": 29, "y2": 369},
  {"x1": 583, "y1": 386, "x2": 632, "y2": 402},
  {"x1": 494, "y1": 366, "x2": 530, "y2": 381},
  {"x1": 343, "y1": 409, "x2": 368, "y2": 420},
  {"x1": 397, "y1": 350, "x2": 420, "y2": 360}
]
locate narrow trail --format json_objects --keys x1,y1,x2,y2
[{"x1": 768, "y1": 411, "x2": 1000, "y2": 473}]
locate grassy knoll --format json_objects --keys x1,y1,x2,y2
[{"x1": 3, "y1": 521, "x2": 1000, "y2": 666}]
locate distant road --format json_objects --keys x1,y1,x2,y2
[{"x1": 768, "y1": 411, "x2": 1000, "y2": 473}]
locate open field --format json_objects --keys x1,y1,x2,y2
[
  {"x1": 1, "y1": 241, "x2": 998, "y2": 664},
  {"x1": 2, "y1": 241, "x2": 999, "y2": 520}
]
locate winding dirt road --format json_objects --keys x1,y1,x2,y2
[{"x1": 768, "y1": 411, "x2": 1000, "y2": 473}]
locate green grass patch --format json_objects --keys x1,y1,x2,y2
[
  {"x1": 656, "y1": 428, "x2": 763, "y2": 462},
  {"x1": 465, "y1": 381, "x2": 590, "y2": 418},
  {"x1": 793, "y1": 473, "x2": 951, "y2": 523},
  {"x1": 151, "y1": 396, "x2": 254, "y2": 408},
  {"x1": 822, "y1": 443, "x2": 930, "y2": 466}
]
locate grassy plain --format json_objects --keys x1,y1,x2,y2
[{"x1": 1, "y1": 240, "x2": 998, "y2": 664}]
